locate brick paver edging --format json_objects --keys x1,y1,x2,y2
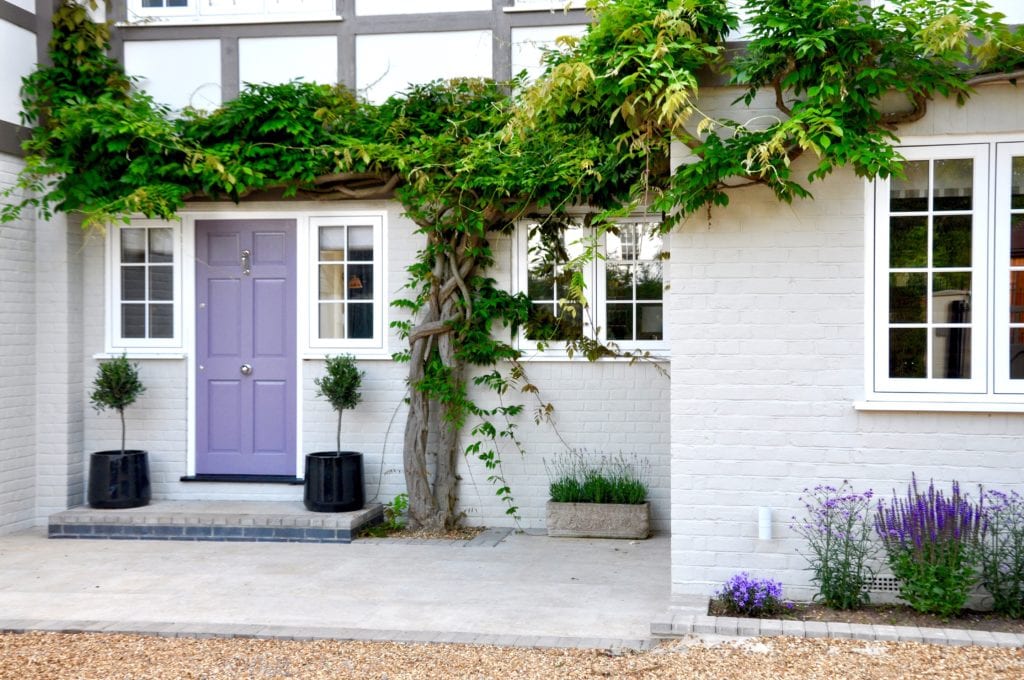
[
  {"x1": 0, "y1": 620, "x2": 653, "y2": 652},
  {"x1": 650, "y1": 614, "x2": 1024, "y2": 648}
]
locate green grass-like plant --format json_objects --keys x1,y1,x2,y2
[{"x1": 546, "y1": 451, "x2": 649, "y2": 505}]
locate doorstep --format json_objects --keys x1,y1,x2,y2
[{"x1": 48, "y1": 500, "x2": 383, "y2": 544}]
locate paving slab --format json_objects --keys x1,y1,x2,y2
[{"x1": 0, "y1": 528, "x2": 668, "y2": 647}]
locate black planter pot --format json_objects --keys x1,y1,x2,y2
[
  {"x1": 304, "y1": 451, "x2": 365, "y2": 512},
  {"x1": 87, "y1": 450, "x2": 151, "y2": 509}
]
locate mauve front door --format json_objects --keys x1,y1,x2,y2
[{"x1": 196, "y1": 219, "x2": 296, "y2": 476}]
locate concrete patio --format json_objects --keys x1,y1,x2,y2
[{"x1": 0, "y1": 522, "x2": 670, "y2": 649}]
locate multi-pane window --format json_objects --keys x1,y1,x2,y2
[
  {"x1": 604, "y1": 224, "x2": 664, "y2": 342},
  {"x1": 129, "y1": 0, "x2": 334, "y2": 20},
  {"x1": 520, "y1": 217, "x2": 666, "y2": 350},
  {"x1": 308, "y1": 215, "x2": 384, "y2": 351},
  {"x1": 525, "y1": 223, "x2": 586, "y2": 342},
  {"x1": 870, "y1": 141, "x2": 1024, "y2": 401},
  {"x1": 108, "y1": 221, "x2": 181, "y2": 351}
]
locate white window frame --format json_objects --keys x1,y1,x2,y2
[
  {"x1": 865, "y1": 138, "x2": 1024, "y2": 407},
  {"x1": 515, "y1": 215, "x2": 669, "y2": 356},
  {"x1": 105, "y1": 219, "x2": 185, "y2": 354},
  {"x1": 305, "y1": 213, "x2": 387, "y2": 355},
  {"x1": 127, "y1": 0, "x2": 336, "y2": 23}
]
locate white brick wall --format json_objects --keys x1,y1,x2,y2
[
  {"x1": 669, "y1": 84, "x2": 1024, "y2": 602},
  {"x1": 79, "y1": 201, "x2": 671, "y2": 529},
  {"x1": 0, "y1": 153, "x2": 37, "y2": 534}
]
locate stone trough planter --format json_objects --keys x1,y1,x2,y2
[{"x1": 545, "y1": 501, "x2": 650, "y2": 539}]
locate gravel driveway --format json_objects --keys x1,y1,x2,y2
[{"x1": 2, "y1": 632, "x2": 1021, "y2": 679}]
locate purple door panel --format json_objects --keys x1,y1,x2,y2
[{"x1": 196, "y1": 219, "x2": 297, "y2": 476}]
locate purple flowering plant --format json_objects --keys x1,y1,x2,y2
[
  {"x1": 792, "y1": 482, "x2": 878, "y2": 610},
  {"x1": 979, "y1": 489, "x2": 1024, "y2": 618},
  {"x1": 875, "y1": 475, "x2": 985, "y2": 617},
  {"x1": 713, "y1": 572, "x2": 790, "y2": 617}
]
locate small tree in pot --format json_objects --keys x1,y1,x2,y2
[
  {"x1": 305, "y1": 354, "x2": 366, "y2": 512},
  {"x1": 88, "y1": 354, "x2": 150, "y2": 508}
]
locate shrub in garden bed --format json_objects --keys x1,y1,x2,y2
[
  {"x1": 712, "y1": 573, "x2": 791, "y2": 617},
  {"x1": 980, "y1": 489, "x2": 1024, "y2": 618},
  {"x1": 792, "y1": 482, "x2": 878, "y2": 610},
  {"x1": 875, "y1": 475, "x2": 985, "y2": 618}
]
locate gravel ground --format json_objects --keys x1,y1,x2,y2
[{"x1": 1, "y1": 632, "x2": 1022, "y2": 679}]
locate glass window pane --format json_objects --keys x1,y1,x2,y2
[
  {"x1": 932, "y1": 328, "x2": 971, "y2": 379},
  {"x1": 121, "y1": 267, "x2": 146, "y2": 301},
  {"x1": 636, "y1": 261, "x2": 663, "y2": 300},
  {"x1": 348, "y1": 302, "x2": 374, "y2": 339},
  {"x1": 1011, "y1": 329, "x2": 1024, "y2": 379},
  {"x1": 319, "y1": 264, "x2": 345, "y2": 300},
  {"x1": 149, "y1": 304, "x2": 173, "y2": 338},
  {"x1": 933, "y1": 215, "x2": 972, "y2": 268},
  {"x1": 1011, "y1": 271, "x2": 1024, "y2": 323},
  {"x1": 889, "y1": 216, "x2": 928, "y2": 268},
  {"x1": 149, "y1": 266, "x2": 174, "y2": 301},
  {"x1": 348, "y1": 225, "x2": 373, "y2": 261},
  {"x1": 637, "y1": 228, "x2": 663, "y2": 261},
  {"x1": 148, "y1": 228, "x2": 174, "y2": 263},
  {"x1": 932, "y1": 158, "x2": 973, "y2": 211},
  {"x1": 606, "y1": 304, "x2": 633, "y2": 340},
  {"x1": 347, "y1": 264, "x2": 373, "y2": 300},
  {"x1": 637, "y1": 303, "x2": 663, "y2": 340},
  {"x1": 122, "y1": 304, "x2": 146, "y2": 338},
  {"x1": 527, "y1": 303, "x2": 582, "y2": 341},
  {"x1": 932, "y1": 273, "x2": 971, "y2": 323},
  {"x1": 889, "y1": 273, "x2": 926, "y2": 323},
  {"x1": 1013, "y1": 157, "x2": 1024, "y2": 209},
  {"x1": 319, "y1": 226, "x2": 346, "y2": 261},
  {"x1": 319, "y1": 303, "x2": 345, "y2": 339},
  {"x1": 121, "y1": 229, "x2": 146, "y2": 264},
  {"x1": 1012, "y1": 214, "x2": 1024, "y2": 266},
  {"x1": 889, "y1": 328, "x2": 926, "y2": 378},
  {"x1": 606, "y1": 264, "x2": 632, "y2": 300},
  {"x1": 890, "y1": 160, "x2": 928, "y2": 212}
]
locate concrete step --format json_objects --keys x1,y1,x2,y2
[{"x1": 48, "y1": 500, "x2": 383, "y2": 544}]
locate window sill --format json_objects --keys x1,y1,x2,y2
[
  {"x1": 119, "y1": 14, "x2": 343, "y2": 28},
  {"x1": 854, "y1": 400, "x2": 1024, "y2": 414},
  {"x1": 94, "y1": 352, "x2": 186, "y2": 360},
  {"x1": 503, "y1": 2, "x2": 587, "y2": 12},
  {"x1": 516, "y1": 348, "x2": 670, "y2": 364},
  {"x1": 301, "y1": 350, "x2": 393, "y2": 361}
]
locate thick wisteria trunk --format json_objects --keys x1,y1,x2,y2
[{"x1": 402, "y1": 229, "x2": 478, "y2": 531}]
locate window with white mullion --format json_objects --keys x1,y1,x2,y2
[
  {"x1": 307, "y1": 215, "x2": 385, "y2": 352},
  {"x1": 874, "y1": 145, "x2": 988, "y2": 394},
  {"x1": 601, "y1": 221, "x2": 665, "y2": 345},
  {"x1": 521, "y1": 221, "x2": 590, "y2": 346},
  {"x1": 108, "y1": 220, "x2": 182, "y2": 352},
  {"x1": 995, "y1": 143, "x2": 1024, "y2": 393}
]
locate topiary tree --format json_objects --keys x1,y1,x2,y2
[
  {"x1": 314, "y1": 354, "x2": 364, "y2": 456},
  {"x1": 89, "y1": 354, "x2": 145, "y2": 455}
]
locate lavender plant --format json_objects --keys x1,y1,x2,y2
[
  {"x1": 712, "y1": 573, "x2": 789, "y2": 617},
  {"x1": 875, "y1": 475, "x2": 985, "y2": 617},
  {"x1": 792, "y1": 482, "x2": 878, "y2": 610},
  {"x1": 980, "y1": 489, "x2": 1024, "y2": 618}
]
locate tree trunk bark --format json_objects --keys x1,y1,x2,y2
[{"x1": 401, "y1": 228, "x2": 480, "y2": 531}]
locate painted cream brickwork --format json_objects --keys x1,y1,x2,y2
[
  {"x1": 78, "y1": 200, "x2": 671, "y2": 530},
  {"x1": 669, "y1": 84, "x2": 1024, "y2": 601},
  {"x1": 0, "y1": 153, "x2": 37, "y2": 534}
]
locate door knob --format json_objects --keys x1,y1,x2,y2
[{"x1": 240, "y1": 363, "x2": 252, "y2": 376}]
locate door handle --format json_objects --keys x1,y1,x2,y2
[
  {"x1": 241, "y1": 249, "x2": 251, "y2": 276},
  {"x1": 240, "y1": 363, "x2": 253, "y2": 376}
]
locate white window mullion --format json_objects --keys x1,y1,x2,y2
[{"x1": 995, "y1": 142, "x2": 1024, "y2": 393}]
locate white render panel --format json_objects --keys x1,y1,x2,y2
[
  {"x1": 355, "y1": 0, "x2": 490, "y2": 15},
  {"x1": 6, "y1": 0, "x2": 34, "y2": 12},
  {"x1": 669, "y1": 85, "x2": 1024, "y2": 602},
  {"x1": 0, "y1": 21, "x2": 35, "y2": 125},
  {"x1": 124, "y1": 39, "x2": 221, "y2": 111},
  {"x1": 510, "y1": 24, "x2": 586, "y2": 84},
  {"x1": 356, "y1": 31, "x2": 492, "y2": 104},
  {"x1": 239, "y1": 36, "x2": 338, "y2": 88},
  {"x1": 0, "y1": 154, "x2": 36, "y2": 533}
]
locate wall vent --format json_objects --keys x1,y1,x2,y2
[{"x1": 868, "y1": 575, "x2": 901, "y2": 593}]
